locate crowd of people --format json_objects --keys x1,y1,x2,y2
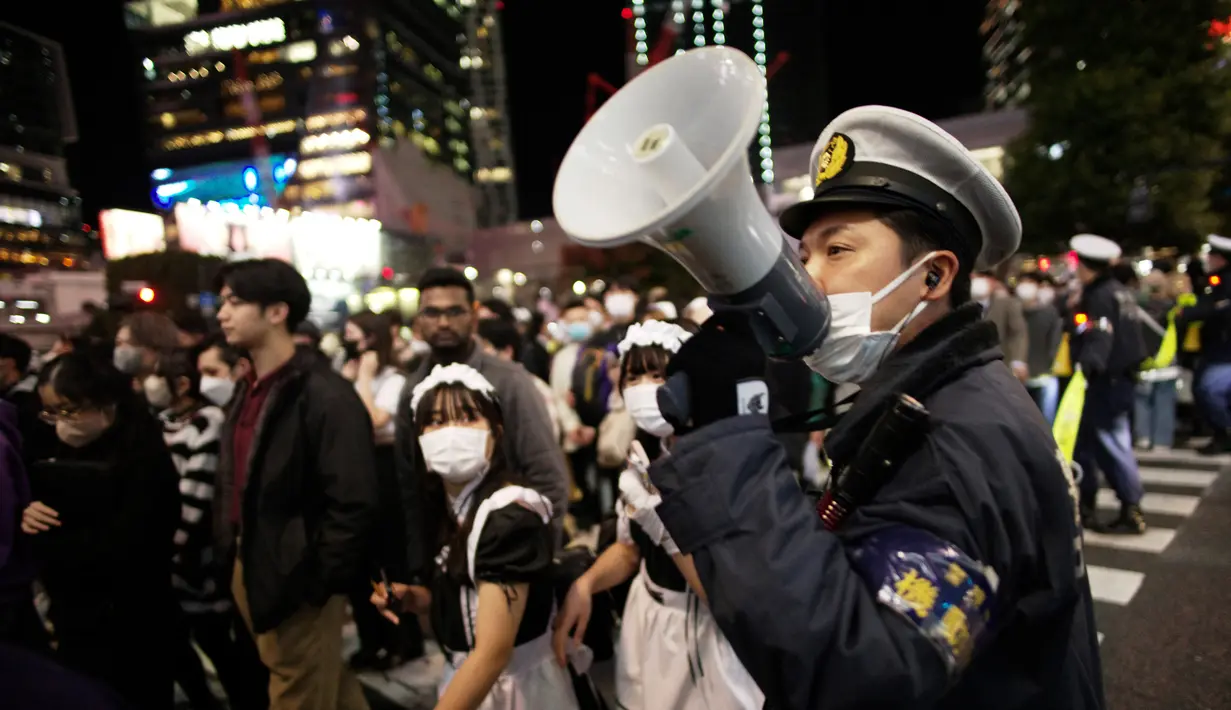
[{"x1": 0, "y1": 228, "x2": 1226, "y2": 709}]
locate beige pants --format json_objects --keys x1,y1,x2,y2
[{"x1": 233, "y1": 559, "x2": 369, "y2": 710}]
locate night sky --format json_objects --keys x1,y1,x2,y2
[{"x1": 1, "y1": 0, "x2": 986, "y2": 224}]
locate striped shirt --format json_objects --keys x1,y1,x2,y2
[{"x1": 160, "y1": 404, "x2": 230, "y2": 615}]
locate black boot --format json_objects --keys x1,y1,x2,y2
[
  {"x1": 1104, "y1": 504, "x2": 1147, "y2": 535},
  {"x1": 1199, "y1": 428, "x2": 1231, "y2": 455},
  {"x1": 1079, "y1": 503, "x2": 1102, "y2": 532}
]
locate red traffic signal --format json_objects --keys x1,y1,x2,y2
[
  {"x1": 1038, "y1": 256, "x2": 1052, "y2": 271},
  {"x1": 381, "y1": 266, "x2": 394, "y2": 280},
  {"x1": 138, "y1": 287, "x2": 155, "y2": 303}
]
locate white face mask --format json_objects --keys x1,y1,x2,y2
[
  {"x1": 143, "y1": 375, "x2": 173, "y2": 409},
  {"x1": 803, "y1": 252, "x2": 937, "y2": 385},
  {"x1": 604, "y1": 293, "x2": 636, "y2": 320},
  {"x1": 622, "y1": 382, "x2": 673, "y2": 437},
  {"x1": 1037, "y1": 287, "x2": 1056, "y2": 306},
  {"x1": 1015, "y1": 282, "x2": 1039, "y2": 302},
  {"x1": 970, "y1": 277, "x2": 992, "y2": 301},
  {"x1": 419, "y1": 427, "x2": 491, "y2": 484},
  {"x1": 113, "y1": 345, "x2": 144, "y2": 375},
  {"x1": 200, "y1": 376, "x2": 236, "y2": 406}
]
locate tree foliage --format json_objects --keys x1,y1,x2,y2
[{"x1": 1004, "y1": 0, "x2": 1231, "y2": 254}]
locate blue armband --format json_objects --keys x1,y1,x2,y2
[{"x1": 848, "y1": 525, "x2": 999, "y2": 675}]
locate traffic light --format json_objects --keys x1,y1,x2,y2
[
  {"x1": 138, "y1": 287, "x2": 156, "y2": 304},
  {"x1": 1038, "y1": 256, "x2": 1052, "y2": 272}
]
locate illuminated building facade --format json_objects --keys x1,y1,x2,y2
[
  {"x1": 127, "y1": 0, "x2": 510, "y2": 241},
  {"x1": 462, "y1": 0, "x2": 517, "y2": 227},
  {"x1": 625, "y1": 0, "x2": 779, "y2": 185},
  {"x1": 0, "y1": 22, "x2": 96, "y2": 270},
  {"x1": 982, "y1": 0, "x2": 1030, "y2": 109}
]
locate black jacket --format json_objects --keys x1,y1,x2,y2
[
  {"x1": 29, "y1": 398, "x2": 180, "y2": 637},
  {"x1": 651, "y1": 305, "x2": 1105, "y2": 710},
  {"x1": 214, "y1": 349, "x2": 380, "y2": 633},
  {"x1": 1178, "y1": 264, "x2": 1231, "y2": 365}
]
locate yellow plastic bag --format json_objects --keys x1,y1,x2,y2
[
  {"x1": 1052, "y1": 368, "x2": 1087, "y2": 464},
  {"x1": 1052, "y1": 333, "x2": 1072, "y2": 377}
]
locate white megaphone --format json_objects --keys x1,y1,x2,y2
[{"x1": 553, "y1": 46, "x2": 829, "y2": 358}]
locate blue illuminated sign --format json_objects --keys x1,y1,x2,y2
[{"x1": 149, "y1": 154, "x2": 293, "y2": 210}]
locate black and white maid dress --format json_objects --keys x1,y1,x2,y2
[
  {"x1": 614, "y1": 445, "x2": 763, "y2": 710},
  {"x1": 430, "y1": 482, "x2": 579, "y2": 709}
]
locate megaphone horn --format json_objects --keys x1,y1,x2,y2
[{"x1": 552, "y1": 46, "x2": 829, "y2": 358}]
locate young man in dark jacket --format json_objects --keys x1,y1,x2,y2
[{"x1": 213, "y1": 259, "x2": 379, "y2": 710}]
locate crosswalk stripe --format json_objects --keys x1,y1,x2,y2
[
  {"x1": 1096, "y1": 489, "x2": 1199, "y2": 516},
  {"x1": 1136, "y1": 467, "x2": 1219, "y2": 488},
  {"x1": 1086, "y1": 565, "x2": 1144, "y2": 605},
  {"x1": 1083, "y1": 527, "x2": 1176, "y2": 553}
]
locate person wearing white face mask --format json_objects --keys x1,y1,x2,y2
[
  {"x1": 146, "y1": 349, "x2": 259, "y2": 710},
  {"x1": 555, "y1": 320, "x2": 762, "y2": 710},
  {"x1": 968, "y1": 272, "x2": 1030, "y2": 382},
  {"x1": 642, "y1": 107, "x2": 1103, "y2": 709},
  {"x1": 1016, "y1": 273, "x2": 1064, "y2": 424},
  {"x1": 371, "y1": 363, "x2": 586, "y2": 710},
  {"x1": 22, "y1": 351, "x2": 181, "y2": 709},
  {"x1": 602, "y1": 283, "x2": 640, "y2": 327}
]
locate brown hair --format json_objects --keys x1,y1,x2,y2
[
  {"x1": 349, "y1": 311, "x2": 394, "y2": 369},
  {"x1": 120, "y1": 312, "x2": 180, "y2": 350}
]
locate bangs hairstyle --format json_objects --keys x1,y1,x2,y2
[
  {"x1": 411, "y1": 381, "x2": 520, "y2": 584},
  {"x1": 413, "y1": 381, "x2": 503, "y2": 433},
  {"x1": 619, "y1": 343, "x2": 673, "y2": 391}
]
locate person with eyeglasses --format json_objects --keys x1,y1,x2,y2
[
  {"x1": 392, "y1": 268, "x2": 569, "y2": 601},
  {"x1": 20, "y1": 351, "x2": 181, "y2": 709}
]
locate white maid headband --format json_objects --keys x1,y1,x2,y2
[
  {"x1": 410, "y1": 363, "x2": 498, "y2": 412},
  {"x1": 617, "y1": 320, "x2": 693, "y2": 361}
]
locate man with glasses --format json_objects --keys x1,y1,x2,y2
[{"x1": 388, "y1": 268, "x2": 568, "y2": 597}]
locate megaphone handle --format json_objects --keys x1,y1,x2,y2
[{"x1": 710, "y1": 292, "x2": 798, "y2": 354}]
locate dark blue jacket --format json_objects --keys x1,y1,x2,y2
[{"x1": 650, "y1": 305, "x2": 1105, "y2": 710}]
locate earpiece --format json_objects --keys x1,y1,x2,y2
[{"x1": 925, "y1": 271, "x2": 941, "y2": 290}]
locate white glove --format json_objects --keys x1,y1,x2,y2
[{"x1": 618, "y1": 468, "x2": 679, "y2": 555}]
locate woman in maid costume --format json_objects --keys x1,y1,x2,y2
[
  {"x1": 371, "y1": 363, "x2": 579, "y2": 710},
  {"x1": 553, "y1": 320, "x2": 763, "y2": 710}
]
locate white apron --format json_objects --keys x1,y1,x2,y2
[
  {"x1": 615, "y1": 562, "x2": 764, "y2": 710},
  {"x1": 436, "y1": 486, "x2": 579, "y2": 710}
]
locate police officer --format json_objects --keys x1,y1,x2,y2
[
  {"x1": 1178, "y1": 234, "x2": 1231, "y2": 454},
  {"x1": 644, "y1": 106, "x2": 1105, "y2": 709},
  {"x1": 1068, "y1": 234, "x2": 1148, "y2": 534}
]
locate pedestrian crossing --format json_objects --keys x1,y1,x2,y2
[{"x1": 1085, "y1": 454, "x2": 1226, "y2": 648}]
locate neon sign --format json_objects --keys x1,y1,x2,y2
[{"x1": 185, "y1": 18, "x2": 286, "y2": 55}]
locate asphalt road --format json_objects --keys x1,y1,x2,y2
[{"x1": 1092, "y1": 448, "x2": 1231, "y2": 710}]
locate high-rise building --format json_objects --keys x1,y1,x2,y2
[
  {"x1": 125, "y1": 0, "x2": 515, "y2": 244},
  {"x1": 981, "y1": 0, "x2": 1030, "y2": 109},
  {"x1": 463, "y1": 0, "x2": 517, "y2": 227},
  {"x1": 0, "y1": 22, "x2": 95, "y2": 271},
  {"x1": 624, "y1": 0, "x2": 787, "y2": 187}
]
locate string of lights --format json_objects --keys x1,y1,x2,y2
[
  {"x1": 633, "y1": 0, "x2": 649, "y2": 65},
  {"x1": 752, "y1": 0, "x2": 773, "y2": 183}
]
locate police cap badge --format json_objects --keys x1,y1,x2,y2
[{"x1": 814, "y1": 133, "x2": 854, "y2": 188}]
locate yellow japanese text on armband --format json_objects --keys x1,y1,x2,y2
[{"x1": 848, "y1": 525, "x2": 1000, "y2": 676}]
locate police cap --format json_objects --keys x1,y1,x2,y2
[
  {"x1": 1069, "y1": 234, "x2": 1122, "y2": 265},
  {"x1": 779, "y1": 105, "x2": 1021, "y2": 271},
  {"x1": 1207, "y1": 233, "x2": 1231, "y2": 256}
]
